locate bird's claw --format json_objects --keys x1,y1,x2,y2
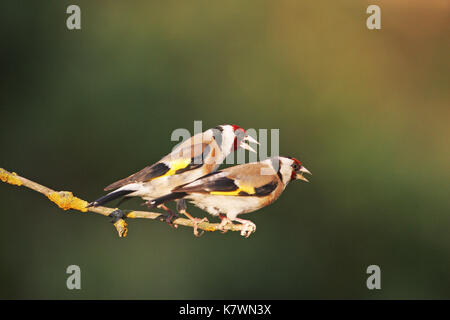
[
  {"x1": 217, "y1": 215, "x2": 232, "y2": 233},
  {"x1": 240, "y1": 222, "x2": 256, "y2": 238},
  {"x1": 192, "y1": 217, "x2": 208, "y2": 237},
  {"x1": 218, "y1": 226, "x2": 229, "y2": 234},
  {"x1": 161, "y1": 212, "x2": 179, "y2": 229},
  {"x1": 149, "y1": 203, "x2": 179, "y2": 228}
]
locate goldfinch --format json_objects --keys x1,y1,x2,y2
[
  {"x1": 88, "y1": 124, "x2": 258, "y2": 226},
  {"x1": 150, "y1": 156, "x2": 311, "y2": 237}
]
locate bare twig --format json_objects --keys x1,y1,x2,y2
[{"x1": 0, "y1": 168, "x2": 246, "y2": 237}]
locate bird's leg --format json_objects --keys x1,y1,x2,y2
[
  {"x1": 176, "y1": 199, "x2": 187, "y2": 213},
  {"x1": 176, "y1": 203, "x2": 208, "y2": 237},
  {"x1": 142, "y1": 200, "x2": 178, "y2": 228},
  {"x1": 183, "y1": 211, "x2": 208, "y2": 237},
  {"x1": 176, "y1": 199, "x2": 207, "y2": 237},
  {"x1": 158, "y1": 204, "x2": 179, "y2": 228},
  {"x1": 232, "y1": 217, "x2": 257, "y2": 238},
  {"x1": 217, "y1": 213, "x2": 233, "y2": 233}
]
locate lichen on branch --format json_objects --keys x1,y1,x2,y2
[
  {"x1": 0, "y1": 169, "x2": 22, "y2": 186},
  {"x1": 0, "y1": 167, "x2": 248, "y2": 237},
  {"x1": 47, "y1": 191, "x2": 89, "y2": 212}
]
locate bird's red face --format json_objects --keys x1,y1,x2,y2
[
  {"x1": 229, "y1": 125, "x2": 258, "y2": 152},
  {"x1": 289, "y1": 157, "x2": 311, "y2": 182},
  {"x1": 231, "y1": 124, "x2": 245, "y2": 133},
  {"x1": 232, "y1": 125, "x2": 245, "y2": 150}
]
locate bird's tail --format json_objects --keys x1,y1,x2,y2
[
  {"x1": 149, "y1": 192, "x2": 187, "y2": 208},
  {"x1": 87, "y1": 189, "x2": 135, "y2": 207}
]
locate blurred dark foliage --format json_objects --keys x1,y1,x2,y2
[{"x1": 0, "y1": 1, "x2": 449, "y2": 299}]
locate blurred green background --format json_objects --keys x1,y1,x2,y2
[{"x1": 1, "y1": 1, "x2": 449, "y2": 299}]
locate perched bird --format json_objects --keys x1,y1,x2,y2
[
  {"x1": 88, "y1": 124, "x2": 258, "y2": 230},
  {"x1": 150, "y1": 156, "x2": 311, "y2": 237}
]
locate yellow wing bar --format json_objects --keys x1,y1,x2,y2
[
  {"x1": 150, "y1": 158, "x2": 192, "y2": 181},
  {"x1": 210, "y1": 184, "x2": 255, "y2": 196}
]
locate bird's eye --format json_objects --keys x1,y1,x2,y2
[{"x1": 292, "y1": 163, "x2": 300, "y2": 171}]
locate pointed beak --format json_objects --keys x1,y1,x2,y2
[
  {"x1": 243, "y1": 134, "x2": 259, "y2": 145},
  {"x1": 299, "y1": 166, "x2": 311, "y2": 175},
  {"x1": 239, "y1": 134, "x2": 258, "y2": 153},
  {"x1": 296, "y1": 166, "x2": 311, "y2": 182},
  {"x1": 240, "y1": 140, "x2": 257, "y2": 153},
  {"x1": 295, "y1": 173, "x2": 309, "y2": 182}
]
